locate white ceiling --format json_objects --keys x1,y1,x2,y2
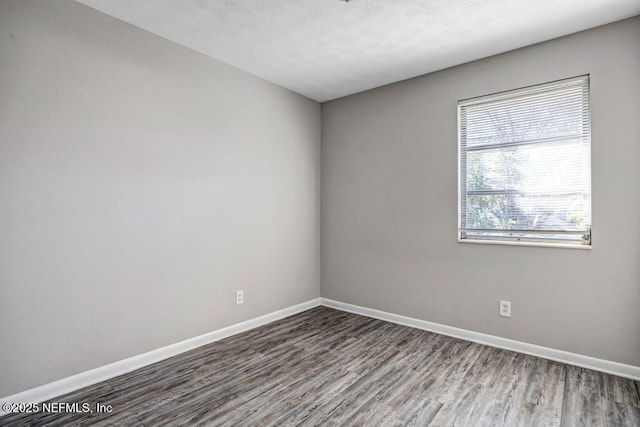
[{"x1": 76, "y1": 0, "x2": 640, "y2": 102}]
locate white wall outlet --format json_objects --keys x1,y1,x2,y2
[
  {"x1": 499, "y1": 300, "x2": 511, "y2": 317},
  {"x1": 235, "y1": 290, "x2": 244, "y2": 305}
]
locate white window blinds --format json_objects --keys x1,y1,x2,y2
[{"x1": 458, "y1": 75, "x2": 591, "y2": 247}]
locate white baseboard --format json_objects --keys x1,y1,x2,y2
[
  {"x1": 321, "y1": 298, "x2": 640, "y2": 381},
  {"x1": 0, "y1": 298, "x2": 322, "y2": 414}
]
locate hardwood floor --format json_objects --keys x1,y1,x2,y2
[{"x1": 1, "y1": 306, "x2": 639, "y2": 426}]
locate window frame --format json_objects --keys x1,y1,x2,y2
[{"x1": 457, "y1": 75, "x2": 592, "y2": 250}]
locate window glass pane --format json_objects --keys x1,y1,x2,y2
[
  {"x1": 463, "y1": 87, "x2": 587, "y2": 148},
  {"x1": 465, "y1": 194, "x2": 590, "y2": 231},
  {"x1": 465, "y1": 140, "x2": 589, "y2": 194}
]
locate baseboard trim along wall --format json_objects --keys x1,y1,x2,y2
[
  {"x1": 0, "y1": 298, "x2": 322, "y2": 414},
  {"x1": 4, "y1": 296, "x2": 639, "y2": 414},
  {"x1": 321, "y1": 298, "x2": 640, "y2": 381}
]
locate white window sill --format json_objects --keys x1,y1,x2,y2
[{"x1": 458, "y1": 239, "x2": 592, "y2": 250}]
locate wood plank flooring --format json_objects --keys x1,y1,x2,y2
[{"x1": 1, "y1": 306, "x2": 639, "y2": 426}]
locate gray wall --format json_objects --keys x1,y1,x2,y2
[
  {"x1": 322, "y1": 17, "x2": 640, "y2": 367},
  {"x1": 0, "y1": 0, "x2": 320, "y2": 396}
]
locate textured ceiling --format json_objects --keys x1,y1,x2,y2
[{"x1": 76, "y1": 0, "x2": 640, "y2": 102}]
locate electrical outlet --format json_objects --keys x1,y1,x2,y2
[
  {"x1": 235, "y1": 290, "x2": 244, "y2": 305},
  {"x1": 499, "y1": 300, "x2": 511, "y2": 317}
]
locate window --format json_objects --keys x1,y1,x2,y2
[{"x1": 458, "y1": 75, "x2": 591, "y2": 248}]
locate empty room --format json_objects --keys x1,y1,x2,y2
[{"x1": 1, "y1": 0, "x2": 639, "y2": 425}]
